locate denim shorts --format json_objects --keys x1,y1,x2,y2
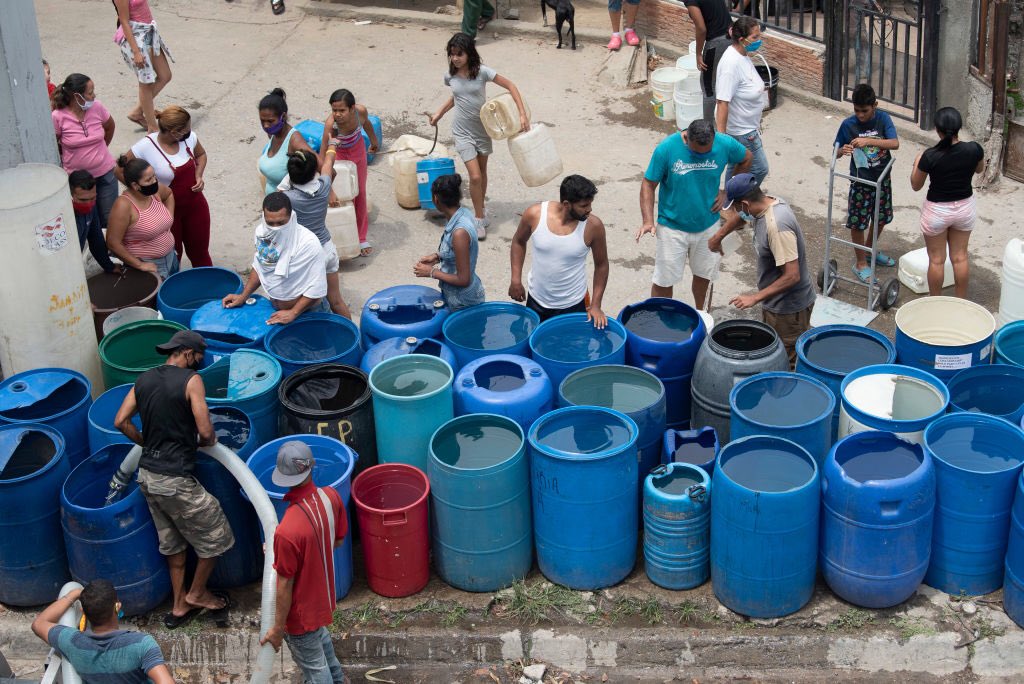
[{"x1": 608, "y1": 0, "x2": 640, "y2": 12}]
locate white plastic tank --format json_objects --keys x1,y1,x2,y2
[
  {"x1": 102, "y1": 307, "x2": 162, "y2": 337},
  {"x1": 480, "y1": 93, "x2": 532, "y2": 140},
  {"x1": 327, "y1": 203, "x2": 360, "y2": 260},
  {"x1": 508, "y1": 124, "x2": 563, "y2": 188},
  {"x1": 332, "y1": 160, "x2": 359, "y2": 203},
  {"x1": 897, "y1": 246, "x2": 954, "y2": 294},
  {"x1": 0, "y1": 164, "x2": 102, "y2": 391},
  {"x1": 650, "y1": 67, "x2": 687, "y2": 121},
  {"x1": 999, "y1": 237, "x2": 1024, "y2": 326}
]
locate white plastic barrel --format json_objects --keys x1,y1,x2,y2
[
  {"x1": 508, "y1": 124, "x2": 563, "y2": 188},
  {"x1": 999, "y1": 237, "x2": 1024, "y2": 326},
  {"x1": 651, "y1": 67, "x2": 687, "y2": 122},
  {"x1": 480, "y1": 93, "x2": 532, "y2": 141},
  {"x1": 102, "y1": 307, "x2": 163, "y2": 337},
  {"x1": 332, "y1": 160, "x2": 359, "y2": 203},
  {"x1": 327, "y1": 203, "x2": 360, "y2": 260},
  {"x1": 897, "y1": 246, "x2": 953, "y2": 294},
  {"x1": 0, "y1": 164, "x2": 102, "y2": 390}
]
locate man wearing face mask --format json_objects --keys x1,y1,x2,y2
[
  {"x1": 222, "y1": 192, "x2": 328, "y2": 325},
  {"x1": 68, "y1": 170, "x2": 119, "y2": 273},
  {"x1": 711, "y1": 173, "x2": 815, "y2": 366},
  {"x1": 114, "y1": 330, "x2": 235, "y2": 631}
]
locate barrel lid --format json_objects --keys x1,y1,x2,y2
[
  {"x1": 190, "y1": 295, "x2": 274, "y2": 343},
  {"x1": 0, "y1": 369, "x2": 90, "y2": 421}
]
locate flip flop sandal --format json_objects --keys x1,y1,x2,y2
[
  {"x1": 209, "y1": 590, "x2": 233, "y2": 611},
  {"x1": 851, "y1": 264, "x2": 874, "y2": 284},
  {"x1": 271, "y1": 0, "x2": 285, "y2": 15},
  {"x1": 163, "y1": 607, "x2": 201, "y2": 630},
  {"x1": 477, "y1": 16, "x2": 492, "y2": 30},
  {"x1": 874, "y1": 252, "x2": 896, "y2": 267},
  {"x1": 126, "y1": 114, "x2": 147, "y2": 129}
]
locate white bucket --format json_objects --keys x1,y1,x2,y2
[
  {"x1": 102, "y1": 307, "x2": 163, "y2": 337},
  {"x1": 675, "y1": 54, "x2": 700, "y2": 79},
  {"x1": 674, "y1": 74, "x2": 702, "y2": 95},
  {"x1": 674, "y1": 89, "x2": 702, "y2": 107},
  {"x1": 651, "y1": 67, "x2": 687, "y2": 122},
  {"x1": 897, "y1": 246, "x2": 953, "y2": 295},
  {"x1": 999, "y1": 237, "x2": 1024, "y2": 326},
  {"x1": 674, "y1": 101, "x2": 703, "y2": 131}
]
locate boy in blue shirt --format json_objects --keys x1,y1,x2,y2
[{"x1": 834, "y1": 83, "x2": 900, "y2": 282}]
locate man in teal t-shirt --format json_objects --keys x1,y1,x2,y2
[{"x1": 637, "y1": 119, "x2": 751, "y2": 309}]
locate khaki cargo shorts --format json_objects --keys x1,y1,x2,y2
[{"x1": 137, "y1": 468, "x2": 235, "y2": 558}]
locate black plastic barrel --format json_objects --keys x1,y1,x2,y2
[
  {"x1": 279, "y1": 363, "x2": 377, "y2": 479},
  {"x1": 755, "y1": 65, "x2": 779, "y2": 110}
]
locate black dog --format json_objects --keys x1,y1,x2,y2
[{"x1": 541, "y1": 0, "x2": 576, "y2": 50}]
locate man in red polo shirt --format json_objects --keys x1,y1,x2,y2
[{"x1": 260, "y1": 441, "x2": 348, "y2": 683}]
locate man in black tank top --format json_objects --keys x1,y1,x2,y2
[{"x1": 114, "y1": 330, "x2": 235, "y2": 630}]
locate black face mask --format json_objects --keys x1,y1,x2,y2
[{"x1": 137, "y1": 182, "x2": 159, "y2": 196}]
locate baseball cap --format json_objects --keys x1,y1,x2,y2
[
  {"x1": 272, "y1": 440, "x2": 315, "y2": 487},
  {"x1": 722, "y1": 173, "x2": 760, "y2": 210},
  {"x1": 154, "y1": 330, "x2": 208, "y2": 355}
]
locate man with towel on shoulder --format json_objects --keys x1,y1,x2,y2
[{"x1": 222, "y1": 191, "x2": 328, "y2": 325}]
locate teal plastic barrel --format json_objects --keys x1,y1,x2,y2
[
  {"x1": 1004, "y1": 472, "x2": 1024, "y2": 627},
  {"x1": 200, "y1": 349, "x2": 282, "y2": 450},
  {"x1": 643, "y1": 462, "x2": 710, "y2": 590},
  {"x1": 995, "y1": 321, "x2": 1024, "y2": 366},
  {"x1": 428, "y1": 414, "x2": 531, "y2": 592}
]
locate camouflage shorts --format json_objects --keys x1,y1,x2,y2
[{"x1": 137, "y1": 469, "x2": 234, "y2": 558}]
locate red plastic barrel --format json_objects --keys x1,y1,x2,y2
[{"x1": 352, "y1": 463, "x2": 430, "y2": 597}]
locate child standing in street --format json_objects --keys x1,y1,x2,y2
[{"x1": 834, "y1": 83, "x2": 900, "y2": 282}]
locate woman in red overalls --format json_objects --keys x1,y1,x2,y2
[{"x1": 120, "y1": 105, "x2": 211, "y2": 266}]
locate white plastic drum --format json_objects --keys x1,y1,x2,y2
[
  {"x1": 838, "y1": 365, "x2": 949, "y2": 445},
  {"x1": 102, "y1": 307, "x2": 163, "y2": 337},
  {"x1": 999, "y1": 237, "x2": 1024, "y2": 326}
]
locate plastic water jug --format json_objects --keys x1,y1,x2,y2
[
  {"x1": 393, "y1": 151, "x2": 421, "y2": 209},
  {"x1": 480, "y1": 93, "x2": 531, "y2": 140},
  {"x1": 508, "y1": 124, "x2": 563, "y2": 188},
  {"x1": 999, "y1": 237, "x2": 1024, "y2": 326},
  {"x1": 332, "y1": 160, "x2": 359, "y2": 203},
  {"x1": 898, "y1": 246, "x2": 954, "y2": 294},
  {"x1": 327, "y1": 202, "x2": 360, "y2": 260}
]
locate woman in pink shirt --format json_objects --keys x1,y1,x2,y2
[
  {"x1": 113, "y1": 0, "x2": 173, "y2": 133},
  {"x1": 107, "y1": 158, "x2": 178, "y2": 280},
  {"x1": 52, "y1": 73, "x2": 117, "y2": 229}
]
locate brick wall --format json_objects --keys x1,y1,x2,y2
[{"x1": 634, "y1": 0, "x2": 826, "y2": 94}]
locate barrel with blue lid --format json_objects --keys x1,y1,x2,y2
[
  {"x1": 529, "y1": 313, "x2": 627, "y2": 391},
  {"x1": 0, "y1": 424, "x2": 70, "y2": 606},
  {"x1": 643, "y1": 462, "x2": 710, "y2": 590},
  {"x1": 157, "y1": 266, "x2": 243, "y2": 326},
  {"x1": 730, "y1": 372, "x2": 835, "y2": 468},
  {"x1": 453, "y1": 354, "x2": 553, "y2": 433},
  {"x1": 895, "y1": 296, "x2": 996, "y2": 383},
  {"x1": 442, "y1": 302, "x2": 540, "y2": 369},
  {"x1": 995, "y1": 320, "x2": 1024, "y2": 367},
  {"x1": 663, "y1": 427, "x2": 718, "y2": 474},
  {"x1": 360, "y1": 285, "x2": 450, "y2": 349},
  {"x1": 0, "y1": 368, "x2": 92, "y2": 469},
  {"x1": 263, "y1": 312, "x2": 362, "y2": 377},
  {"x1": 795, "y1": 324, "x2": 896, "y2": 438},
  {"x1": 428, "y1": 414, "x2": 532, "y2": 591},
  {"x1": 361, "y1": 336, "x2": 459, "y2": 375},
  {"x1": 200, "y1": 349, "x2": 282, "y2": 450},
  {"x1": 947, "y1": 364, "x2": 1024, "y2": 425},
  {"x1": 924, "y1": 413, "x2": 1024, "y2": 595},
  {"x1": 87, "y1": 384, "x2": 140, "y2": 454},
  {"x1": 558, "y1": 364, "x2": 665, "y2": 498},
  {"x1": 190, "y1": 295, "x2": 275, "y2": 367},
  {"x1": 529, "y1": 406, "x2": 639, "y2": 589},
  {"x1": 1003, "y1": 472, "x2": 1024, "y2": 628},
  {"x1": 839, "y1": 364, "x2": 949, "y2": 445},
  {"x1": 416, "y1": 157, "x2": 456, "y2": 210},
  {"x1": 711, "y1": 435, "x2": 819, "y2": 618},
  {"x1": 619, "y1": 298, "x2": 706, "y2": 430},
  {"x1": 821, "y1": 431, "x2": 935, "y2": 608},
  {"x1": 98, "y1": 319, "x2": 187, "y2": 390},
  {"x1": 246, "y1": 434, "x2": 358, "y2": 599},
  {"x1": 61, "y1": 443, "x2": 170, "y2": 616}
]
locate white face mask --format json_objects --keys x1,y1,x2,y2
[{"x1": 75, "y1": 93, "x2": 94, "y2": 111}]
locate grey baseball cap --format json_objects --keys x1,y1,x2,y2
[{"x1": 272, "y1": 440, "x2": 315, "y2": 487}]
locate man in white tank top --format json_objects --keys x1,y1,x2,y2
[{"x1": 509, "y1": 175, "x2": 609, "y2": 328}]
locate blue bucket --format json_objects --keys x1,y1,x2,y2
[
  {"x1": 0, "y1": 368, "x2": 92, "y2": 469},
  {"x1": 995, "y1": 321, "x2": 1024, "y2": 367},
  {"x1": 1004, "y1": 472, "x2": 1024, "y2": 628},
  {"x1": 360, "y1": 285, "x2": 449, "y2": 349},
  {"x1": 416, "y1": 157, "x2": 456, "y2": 210},
  {"x1": 529, "y1": 406, "x2": 639, "y2": 590},
  {"x1": 87, "y1": 384, "x2": 140, "y2": 454},
  {"x1": 643, "y1": 462, "x2": 710, "y2": 590},
  {"x1": 924, "y1": 413, "x2": 1024, "y2": 595},
  {"x1": 201, "y1": 349, "x2": 282, "y2": 450},
  {"x1": 712, "y1": 435, "x2": 819, "y2": 618},
  {"x1": 157, "y1": 267, "x2": 243, "y2": 327},
  {"x1": 361, "y1": 336, "x2": 459, "y2": 375},
  {"x1": 947, "y1": 364, "x2": 1024, "y2": 425},
  {"x1": 529, "y1": 313, "x2": 627, "y2": 391},
  {"x1": 821, "y1": 431, "x2": 934, "y2": 608},
  {"x1": 190, "y1": 296, "x2": 275, "y2": 368},
  {"x1": 263, "y1": 312, "x2": 362, "y2": 377},
  {"x1": 442, "y1": 302, "x2": 540, "y2": 369},
  {"x1": 839, "y1": 364, "x2": 949, "y2": 445},
  {"x1": 662, "y1": 427, "x2": 719, "y2": 474},
  {"x1": 453, "y1": 354, "x2": 553, "y2": 433},
  {"x1": 730, "y1": 372, "x2": 835, "y2": 468},
  {"x1": 895, "y1": 296, "x2": 996, "y2": 383}
]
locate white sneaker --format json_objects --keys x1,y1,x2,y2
[
  {"x1": 482, "y1": 209, "x2": 492, "y2": 228},
  {"x1": 474, "y1": 217, "x2": 487, "y2": 240}
]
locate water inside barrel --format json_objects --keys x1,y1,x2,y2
[
  {"x1": 721, "y1": 447, "x2": 814, "y2": 492},
  {"x1": 377, "y1": 365, "x2": 449, "y2": 398},
  {"x1": 564, "y1": 373, "x2": 661, "y2": 413},
  {"x1": 448, "y1": 311, "x2": 533, "y2": 350},
  {"x1": 434, "y1": 421, "x2": 521, "y2": 469},
  {"x1": 734, "y1": 376, "x2": 830, "y2": 425},
  {"x1": 377, "y1": 305, "x2": 432, "y2": 325},
  {"x1": 803, "y1": 330, "x2": 890, "y2": 373},
  {"x1": 533, "y1": 326, "x2": 623, "y2": 362},
  {"x1": 930, "y1": 425, "x2": 1024, "y2": 474},
  {"x1": 713, "y1": 324, "x2": 774, "y2": 353},
  {"x1": 949, "y1": 374, "x2": 1024, "y2": 416},
  {"x1": 473, "y1": 361, "x2": 526, "y2": 392},
  {"x1": 839, "y1": 441, "x2": 921, "y2": 483},
  {"x1": 672, "y1": 442, "x2": 716, "y2": 467},
  {"x1": 270, "y1": 320, "x2": 355, "y2": 361},
  {"x1": 653, "y1": 470, "x2": 702, "y2": 496},
  {"x1": 210, "y1": 408, "x2": 251, "y2": 450},
  {"x1": 623, "y1": 307, "x2": 695, "y2": 343},
  {"x1": 0, "y1": 431, "x2": 56, "y2": 480},
  {"x1": 536, "y1": 412, "x2": 632, "y2": 456}
]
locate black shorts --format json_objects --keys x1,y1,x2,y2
[{"x1": 526, "y1": 294, "x2": 587, "y2": 323}]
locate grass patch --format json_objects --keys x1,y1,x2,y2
[
  {"x1": 674, "y1": 599, "x2": 700, "y2": 625},
  {"x1": 976, "y1": 617, "x2": 1006, "y2": 641},
  {"x1": 889, "y1": 615, "x2": 937, "y2": 641},
  {"x1": 826, "y1": 608, "x2": 876, "y2": 633},
  {"x1": 493, "y1": 579, "x2": 593, "y2": 625},
  {"x1": 612, "y1": 597, "x2": 664, "y2": 625},
  {"x1": 409, "y1": 599, "x2": 468, "y2": 627}
]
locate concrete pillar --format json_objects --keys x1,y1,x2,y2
[{"x1": 935, "y1": 0, "x2": 976, "y2": 129}]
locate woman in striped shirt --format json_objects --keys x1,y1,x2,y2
[{"x1": 107, "y1": 157, "x2": 178, "y2": 279}]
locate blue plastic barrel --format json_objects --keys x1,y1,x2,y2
[
  {"x1": 730, "y1": 372, "x2": 835, "y2": 468},
  {"x1": 643, "y1": 462, "x2": 710, "y2": 590},
  {"x1": 157, "y1": 267, "x2": 243, "y2": 327},
  {"x1": 662, "y1": 427, "x2": 718, "y2": 474},
  {"x1": 529, "y1": 406, "x2": 639, "y2": 589},
  {"x1": 1003, "y1": 472, "x2": 1024, "y2": 628},
  {"x1": 529, "y1": 313, "x2": 627, "y2": 391},
  {"x1": 201, "y1": 349, "x2": 282, "y2": 450},
  {"x1": 363, "y1": 114, "x2": 383, "y2": 164},
  {"x1": 947, "y1": 364, "x2": 1024, "y2": 426},
  {"x1": 428, "y1": 414, "x2": 532, "y2": 591},
  {"x1": 924, "y1": 413, "x2": 1024, "y2": 595},
  {"x1": 442, "y1": 302, "x2": 540, "y2": 369},
  {"x1": 191, "y1": 296, "x2": 275, "y2": 368},
  {"x1": 0, "y1": 425, "x2": 70, "y2": 606},
  {"x1": 795, "y1": 324, "x2": 896, "y2": 438},
  {"x1": 0, "y1": 368, "x2": 92, "y2": 469},
  {"x1": 821, "y1": 431, "x2": 935, "y2": 608},
  {"x1": 293, "y1": 118, "x2": 325, "y2": 151},
  {"x1": 559, "y1": 365, "x2": 666, "y2": 498},
  {"x1": 416, "y1": 157, "x2": 456, "y2": 210},
  {"x1": 361, "y1": 336, "x2": 459, "y2": 375},
  {"x1": 453, "y1": 354, "x2": 553, "y2": 433},
  {"x1": 619, "y1": 298, "x2": 707, "y2": 430},
  {"x1": 995, "y1": 321, "x2": 1024, "y2": 367},
  {"x1": 839, "y1": 364, "x2": 949, "y2": 445},
  {"x1": 87, "y1": 384, "x2": 139, "y2": 454},
  {"x1": 263, "y1": 312, "x2": 362, "y2": 377},
  {"x1": 61, "y1": 443, "x2": 170, "y2": 616},
  {"x1": 246, "y1": 434, "x2": 358, "y2": 599},
  {"x1": 360, "y1": 285, "x2": 449, "y2": 349},
  {"x1": 369, "y1": 355, "x2": 453, "y2": 471},
  {"x1": 711, "y1": 435, "x2": 819, "y2": 618},
  {"x1": 895, "y1": 296, "x2": 995, "y2": 383}
]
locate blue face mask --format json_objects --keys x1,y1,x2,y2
[
  {"x1": 739, "y1": 210, "x2": 755, "y2": 222},
  {"x1": 745, "y1": 39, "x2": 763, "y2": 53}
]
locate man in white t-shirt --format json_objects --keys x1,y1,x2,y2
[{"x1": 714, "y1": 16, "x2": 769, "y2": 184}]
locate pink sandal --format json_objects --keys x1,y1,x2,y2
[{"x1": 607, "y1": 33, "x2": 623, "y2": 51}]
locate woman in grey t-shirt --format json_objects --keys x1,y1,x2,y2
[{"x1": 429, "y1": 33, "x2": 530, "y2": 240}]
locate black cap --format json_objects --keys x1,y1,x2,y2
[{"x1": 155, "y1": 330, "x2": 208, "y2": 355}]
